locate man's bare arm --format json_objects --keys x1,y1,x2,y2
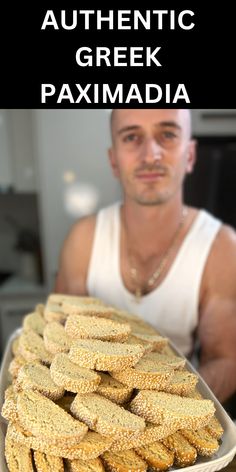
[
  {"x1": 54, "y1": 215, "x2": 96, "y2": 295},
  {"x1": 198, "y1": 225, "x2": 236, "y2": 403},
  {"x1": 198, "y1": 297, "x2": 236, "y2": 402}
]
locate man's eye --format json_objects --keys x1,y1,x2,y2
[
  {"x1": 162, "y1": 131, "x2": 176, "y2": 139},
  {"x1": 123, "y1": 134, "x2": 138, "y2": 142}
]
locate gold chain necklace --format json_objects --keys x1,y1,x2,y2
[{"x1": 125, "y1": 207, "x2": 188, "y2": 303}]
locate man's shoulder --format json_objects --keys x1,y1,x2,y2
[
  {"x1": 212, "y1": 222, "x2": 236, "y2": 252},
  {"x1": 71, "y1": 214, "x2": 97, "y2": 235},
  {"x1": 201, "y1": 221, "x2": 236, "y2": 299},
  {"x1": 189, "y1": 206, "x2": 234, "y2": 241},
  {"x1": 67, "y1": 201, "x2": 121, "y2": 240},
  {"x1": 55, "y1": 214, "x2": 98, "y2": 294},
  {"x1": 200, "y1": 210, "x2": 236, "y2": 270},
  {"x1": 64, "y1": 214, "x2": 97, "y2": 251}
]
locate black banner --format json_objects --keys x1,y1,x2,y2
[{"x1": 0, "y1": 4, "x2": 234, "y2": 108}]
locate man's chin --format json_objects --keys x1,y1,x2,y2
[{"x1": 134, "y1": 195, "x2": 168, "y2": 206}]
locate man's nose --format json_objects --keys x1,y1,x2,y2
[{"x1": 143, "y1": 138, "x2": 162, "y2": 162}]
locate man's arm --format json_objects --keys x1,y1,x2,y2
[
  {"x1": 198, "y1": 225, "x2": 236, "y2": 403},
  {"x1": 54, "y1": 215, "x2": 96, "y2": 295}
]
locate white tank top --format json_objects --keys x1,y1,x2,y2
[{"x1": 87, "y1": 202, "x2": 221, "y2": 356}]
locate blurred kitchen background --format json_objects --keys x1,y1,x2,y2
[{"x1": 0, "y1": 109, "x2": 236, "y2": 356}]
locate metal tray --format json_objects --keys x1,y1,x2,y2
[{"x1": 1, "y1": 328, "x2": 236, "y2": 472}]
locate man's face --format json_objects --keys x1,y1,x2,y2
[{"x1": 109, "y1": 109, "x2": 196, "y2": 206}]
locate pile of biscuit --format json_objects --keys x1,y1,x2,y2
[{"x1": 1, "y1": 293, "x2": 224, "y2": 472}]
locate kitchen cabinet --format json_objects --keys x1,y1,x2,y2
[
  {"x1": 0, "y1": 110, "x2": 37, "y2": 193},
  {"x1": 191, "y1": 110, "x2": 236, "y2": 137},
  {"x1": 184, "y1": 137, "x2": 236, "y2": 229}
]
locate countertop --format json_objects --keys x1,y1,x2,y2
[
  {"x1": 0, "y1": 275, "x2": 45, "y2": 295},
  {"x1": 0, "y1": 275, "x2": 46, "y2": 297}
]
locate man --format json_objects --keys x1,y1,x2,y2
[{"x1": 55, "y1": 109, "x2": 236, "y2": 403}]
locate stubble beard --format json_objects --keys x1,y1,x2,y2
[
  {"x1": 127, "y1": 173, "x2": 174, "y2": 206},
  {"x1": 133, "y1": 190, "x2": 172, "y2": 206},
  {"x1": 124, "y1": 175, "x2": 184, "y2": 207},
  {"x1": 120, "y1": 162, "x2": 186, "y2": 207}
]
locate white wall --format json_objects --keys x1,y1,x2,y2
[
  {"x1": 0, "y1": 110, "x2": 12, "y2": 188},
  {"x1": 33, "y1": 109, "x2": 121, "y2": 289},
  {"x1": 0, "y1": 110, "x2": 36, "y2": 192}
]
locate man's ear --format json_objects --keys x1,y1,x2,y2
[
  {"x1": 186, "y1": 139, "x2": 197, "y2": 174},
  {"x1": 108, "y1": 147, "x2": 120, "y2": 178}
]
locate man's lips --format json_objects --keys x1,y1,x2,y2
[{"x1": 135, "y1": 171, "x2": 166, "y2": 181}]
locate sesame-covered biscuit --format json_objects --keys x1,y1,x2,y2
[
  {"x1": 23, "y1": 311, "x2": 46, "y2": 336},
  {"x1": 7, "y1": 423, "x2": 113, "y2": 460},
  {"x1": 110, "y1": 357, "x2": 174, "y2": 390},
  {"x1": 162, "y1": 370, "x2": 198, "y2": 396},
  {"x1": 130, "y1": 391, "x2": 215, "y2": 430},
  {"x1": 15, "y1": 362, "x2": 65, "y2": 400},
  {"x1": 33, "y1": 450, "x2": 64, "y2": 472},
  {"x1": 16, "y1": 389, "x2": 88, "y2": 446},
  {"x1": 69, "y1": 338, "x2": 144, "y2": 371},
  {"x1": 5, "y1": 431, "x2": 34, "y2": 472},
  {"x1": 50, "y1": 353, "x2": 101, "y2": 393},
  {"x1": 65, "y1": 314, "x2": 131, "y2": 342},
  {"x1": 66, "y1": 457, "x2": 105, "y2": 472},
  {"x1": 18, "y1": 331, "x2": 53, "y2": 365},
  {"x1": 162, "y1": 431, "x2": 197, "y2": 467},
  {"x1": 97, "y1": 372, "x2": 133, "y2": 405},
  {"x1": 135, "y1": 441, "x2": 175, "y2": 471},
  {"x1": 180, "y1": 427, "x2": 220, "y2": 456},
  {"x1": 102, "y1": 449, "x2": 148, "y2": 472},
  {"x1": 71, "y1": 392, "x2": 145, "y2": 439},
  {"x1": 43, "y1": 321, "x2": 72, "y2": 354}
]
